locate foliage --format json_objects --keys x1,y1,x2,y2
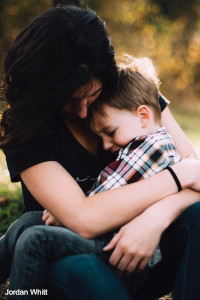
[
  {"x1": 0, "y1": 188, "x2": 24, "y2": 237},
  {"x1": 89, "y1": 0, "x2": 200, "y2": 108},
  {"x1": 0, "y1": 150, "x2": 23, "y2": 236},
  {"x1": 0, "y1": 0, "x2": 200, "y2": 108}
]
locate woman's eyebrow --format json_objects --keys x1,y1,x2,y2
[{"x1": 89, "y1": 87, "x2": 102, "y2": 97}]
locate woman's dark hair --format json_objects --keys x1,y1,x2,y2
[{"x1": 0, "y1": 6, "x2": 118, "y2": 150}]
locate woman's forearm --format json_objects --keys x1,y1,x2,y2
[
  {"x1": 21, "y1": 159, "x2": 198, "y2": 239},
  {"x1": 145, "y1": 189, "x2": 200, "y2": 234},
  {"x1": 78, "y1": 160, "x2": 198, "y2": 238}
]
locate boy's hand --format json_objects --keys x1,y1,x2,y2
[
  {"x1": 42, "y1": 209, "x2": 63, "y2": 227},
  {"x1": 103, "y1": 208, "x2": 163, "y2": 278}
]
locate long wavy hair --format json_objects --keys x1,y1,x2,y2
[{"x1": 0, "y1": 6, "x2": 118, "y2": 150}]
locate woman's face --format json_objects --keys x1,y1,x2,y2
[{"x1": 62, "y1": 79, "x2": 102, "y2": 119}]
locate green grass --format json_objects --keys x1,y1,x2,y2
[{"x1": 0, "y1": 151, "x2": 24, "y2": 236}]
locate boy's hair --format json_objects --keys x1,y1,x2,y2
[{"x1": 89, "y1": 56, "x2": 161, "y2": 123}]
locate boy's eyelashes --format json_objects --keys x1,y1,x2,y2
[{"x1": 107, "y1": 129, "x2": 116, "y2": 137}]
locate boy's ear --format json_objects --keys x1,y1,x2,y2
[{"x1": 136, "y1": 105, "x2": 150, "y2": 128}]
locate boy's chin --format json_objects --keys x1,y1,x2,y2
[{"x1": 110, "y1": 148, "x2": 120, "y2": 154}]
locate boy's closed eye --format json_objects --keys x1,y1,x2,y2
[{"x1": 108, "y1": 129, "x2": 116, "y2": 137}]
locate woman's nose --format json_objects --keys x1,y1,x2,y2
[{"x1": 76, "y1": 99, "x2": 88, "y2": 119}]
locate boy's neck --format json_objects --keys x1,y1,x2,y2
[
  {"x1": 143, "y1": 120, "x2": 161, "y2": 136},
  {"x1": 134, "y1": 119, "x2": 161, "y2": 139}
]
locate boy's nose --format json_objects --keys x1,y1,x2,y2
[{"x1": 103, "y1": 140, "x2": 113, "y2": 151}]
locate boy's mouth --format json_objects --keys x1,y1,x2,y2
[{"x1": 111, "y1": 147, "x2": 120, "y2": 153}]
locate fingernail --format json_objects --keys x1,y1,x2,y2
[{"x1": 103, "y1": 245, "x2": 109, "y2": 251}]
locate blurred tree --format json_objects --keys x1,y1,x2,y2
[
  {"x1": 88, "y1": 0, "x2": 200, "y2": 106},
  {"x1": 152, "y1": 0, "x2": 200, "y2": 21},
  {"x1": 53, "y1": 0, "x2": 81, "y2": 7},
  {"x1": 0, "y1": 0, "x2": 200, "y2": 110}
]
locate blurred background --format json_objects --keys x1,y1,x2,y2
[{"x1": 0, "y1": 0, "x2": 200, "y2": 235}]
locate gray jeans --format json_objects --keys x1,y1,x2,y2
[{"x1": 0, "y1": 211, "x2": 158, "y2": 299}]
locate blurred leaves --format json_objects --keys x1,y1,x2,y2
[
  {"x1": 0, "y1": 0, "x2": 200, "y2": 108},
  {"x1": 90, "y1": 0, "x2": 200, "y2": 108}
]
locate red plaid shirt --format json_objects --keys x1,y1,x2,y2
[{"x1": 87, "y1": 127, "x2": 181, "y2": 196}]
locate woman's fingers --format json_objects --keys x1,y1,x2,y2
[
  {"x1": 125, "y1": 257, "x2": 142, "y2": 274},
  {"x1": 103, "y1": 232, "x2": 121, "y2": 251},
  {"x1": 137, "y1": 257, "x2": 150, "y2": 272},
  {"x1": 108, "y1": 244, "x2": 123, "y2": 267},
  {"x1": 114, "y1": 254, "x2": 132, "y2": 277}
]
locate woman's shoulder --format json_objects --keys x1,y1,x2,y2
[{"x1": 3, "y1": 119, "x2": 73, "y2": 182}]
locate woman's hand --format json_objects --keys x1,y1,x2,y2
[
  {"x1": 103, "y1": 207, "x2": 164, "y2": 277},
  {"x1": 42, "y1": 209, "x2": 63, "y2": 227}
]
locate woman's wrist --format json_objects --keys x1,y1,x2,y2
[
  {"x1": 142, "y1": 204, "x2": 168, "y2": 234},
  {"x1": 165, "y1": 167, "x2": 182, "y2": 192},
  {"x1": 170, "y1": 160, "x2": 194, "y2": 190}
]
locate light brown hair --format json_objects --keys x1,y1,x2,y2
[{"x1": 89, "y1": 56, "x2": 161, "y2": 123}]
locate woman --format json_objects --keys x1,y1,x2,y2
[{"x1": 1, "y1": 5, "x2": 200, "y2": 300}]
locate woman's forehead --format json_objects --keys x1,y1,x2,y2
[{"x1": 71, "y1": 79, "x2": 102, "y2": 99}]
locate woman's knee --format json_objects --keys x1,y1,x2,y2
[
  {"x1": 47, "y1": 255, "x2": 131, "y2": 300},
  {"x1": 161, "y1": 201, "x2": 200, "y2": 259},
  {"x1": 178, "y1": 201, "x2": 200, "y2": 228},
  {"x1": 48, "y1": 254, "x2": 107, "y2": 280},
  {"x1": 7, "y1": 211, "x2": 44, "y2": 235}
]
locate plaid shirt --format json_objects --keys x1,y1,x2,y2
[{"x1": 87, "y1": 127, "x2": 181, "y2": 196}]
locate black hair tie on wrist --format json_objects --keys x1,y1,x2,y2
[{"x1": 166, "y1": 166, "x2": 182, "y2": 192}]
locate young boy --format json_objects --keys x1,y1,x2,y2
[
  {"x1": 87, "y1": 56, "x2": 181, "y2": 196},
  {"x1": 0, "y1": 57, "x2": 181, "y2": 294}
]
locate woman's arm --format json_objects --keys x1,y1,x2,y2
[
  {"x1": 20, "y1": 158, "x2": 200, "y2": 238},
  {"x1": 161, "y1": 107, "x2": 199, "y2": 158},
  {"x1": 103, "y1": 188, "x2": 200, "y2": 276}
]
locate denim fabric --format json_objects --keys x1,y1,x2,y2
[
  {"x1": 46, "y1": 254, "x2": 131, "y2": 300},
  {"x1": 2, "y1": 201, "x2": 200, "y2": 300},
  {"x1": 0, "y1": 211, "x2": 44, "y2": 283},
  {"x1": 133, "y1": 201, "x2": 200, "y2": 300},
  {"x1": 1, "y1": 211, "x2": 149, "y2": 298}
]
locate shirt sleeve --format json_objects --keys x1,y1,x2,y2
[
  {"x1": 159, "y1": 93, "x2": 170, "y2": 112},
  {"x1": 4, "y1": 134, "x2": 58, "y2": 182},
  {"x1": 87, "y1": 134, "x2": 178, "y2": 197}
]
